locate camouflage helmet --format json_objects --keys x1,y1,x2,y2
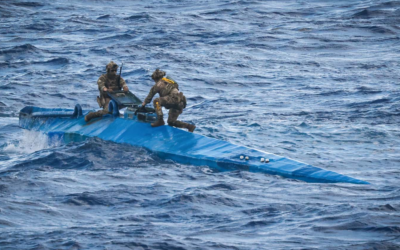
[
  {"x1": 151, "y1": 69, "x2": 166, "y2": 81},
  {"x1": 106, "y1": 61, "x2": 118, "y2": 72}
]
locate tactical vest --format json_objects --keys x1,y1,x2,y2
[
  {"x1": 162, "y1": 77, "x2": 179, "y2": 95},
  {"x1": 103, "y1": 74, "x2": 121, "y2": 91}
]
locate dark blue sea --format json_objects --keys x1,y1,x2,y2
[{"x1": 0, "y1": 0, "x2": 399, "y2": 249}]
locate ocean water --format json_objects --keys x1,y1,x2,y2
[{"x1": 0, "y1": 0, "x2": 399, "y2": 249}]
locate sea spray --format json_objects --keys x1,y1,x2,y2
[{"x1": 3, "y1": 130, "x2": 62, "y2": 154}]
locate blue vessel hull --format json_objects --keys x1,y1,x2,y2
[{"x1": 19, "y1": 106, "x2": 369, "y2": 184}]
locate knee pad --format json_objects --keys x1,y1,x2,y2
[
  {"x1": 153, "y1": 98, "x2": 159, "y2": 106},
  {"x1": 153, "y1": 98, "x2": 161, "y2": 111}
]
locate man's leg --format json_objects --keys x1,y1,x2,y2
[
  {"x1": 85, "y1": 98, "x2": 110, "y2": 122},
  {"x1": 151, "y1": 98, "x2": 165, "y2": 127},
  {"x1": 167, "y1": 108, "x2": 196, "y2": 132}
]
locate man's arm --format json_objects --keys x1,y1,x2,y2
[
  {"x1": 97, "y1": 76, "x2": 107, "y2": 92},
  {"x1": 120, "y1": 77, "x2": 129, "y2": 92},
  {"x1": 142, "y1": 85, "x2": 157, "y2": 106}
]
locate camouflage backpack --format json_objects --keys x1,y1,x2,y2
[{"x1": 162, "y1": 76, "x2": 179, "y2": 94}]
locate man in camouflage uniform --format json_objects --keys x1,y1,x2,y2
[
  {"x1": 142, "y1": 69, "x2": 196, "y2": 132},
  {"x1": 85, "y1": 61, "x2": 129, "y2": 122}
]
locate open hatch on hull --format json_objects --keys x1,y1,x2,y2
[{"x1": 107, "y1": 90, "x2": 142, "y2": 107}]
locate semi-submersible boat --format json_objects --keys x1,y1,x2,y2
[{"x1": 19, "y1": 91, "x2": 368, "y2": 184}]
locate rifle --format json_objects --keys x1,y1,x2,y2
[{"x1": 118, "y1": 63, "x2": 123, "y2": 90}]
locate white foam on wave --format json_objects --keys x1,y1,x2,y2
[{"x1": 3, "y1": 130, "x2": 61, "y2": 154}]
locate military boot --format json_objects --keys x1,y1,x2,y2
[
  {"x1": 151, "y1": 115, "x2": 165, "y2": 127},
  {"x1": 173, "y1": 121, "x2": 196, "y2": 132},
  {"x1": 84, "y1": 112, "x2": 100, "y2": 122},
  {"x1": 187, "y1": 124, "x2": 196, "y2": 133}
]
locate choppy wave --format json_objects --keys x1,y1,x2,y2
[
  {"x1": 0, "y1": 0, "x2": 399, "y2": 249},
  {"x1": 0, "y1": 44, "x2": 41, "y2": 55},
  {"x1": 2, "y1": 130, "x2": 51, "y2": 154}
]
